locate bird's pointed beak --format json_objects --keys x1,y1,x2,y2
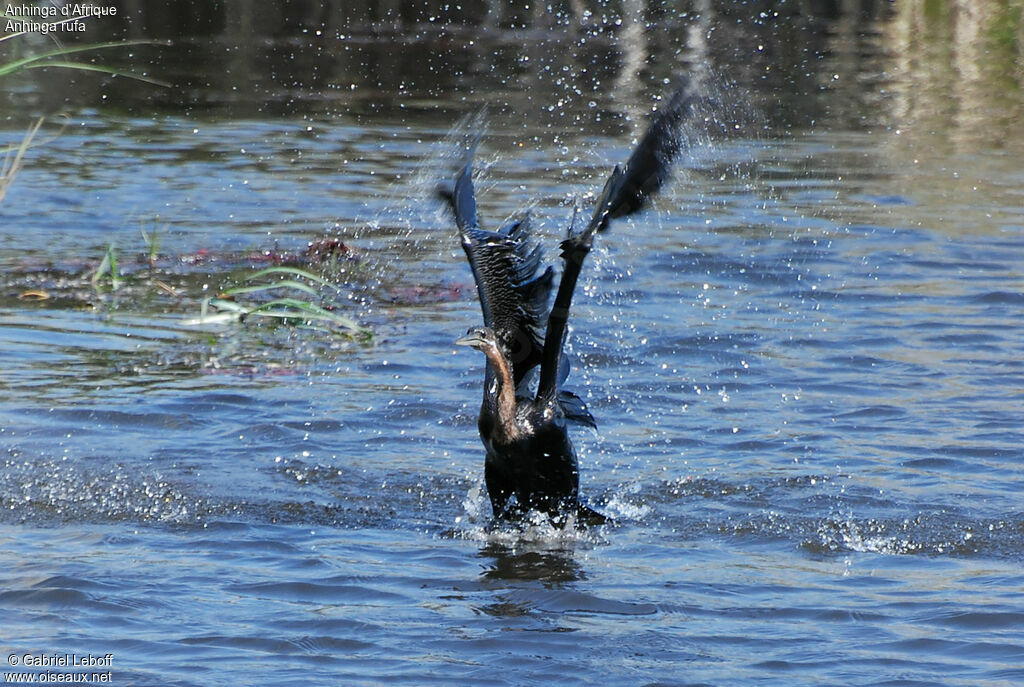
[{"x1": 455, "y1": 330, "x2": 486, "y2": 348}]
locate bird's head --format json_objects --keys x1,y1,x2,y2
[{"x1": 454, "y1": 326, "x2": 499, "y2": 352}]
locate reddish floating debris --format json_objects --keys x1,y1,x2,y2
[
  {"x1": 178, "y1": 239, "x2": 359, "y2": 268},
  {"x1": 305, "y1": 238, "x2": 356, "y2": 263}
]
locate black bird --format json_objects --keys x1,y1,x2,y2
[{"x1": 440, "y1": 83, "x2": 694, "y2": 526}]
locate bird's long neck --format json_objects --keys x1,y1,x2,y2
[{"x1": 481, "y1": 343, "x2": 521, "y2": 442}]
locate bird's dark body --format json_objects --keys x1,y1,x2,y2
[
  {"x1": 441, "y1": 81, "x2": 695, "y2": 526},
  {"x1": 479, "y1": 393, "x2": 579, "y2": 520}
]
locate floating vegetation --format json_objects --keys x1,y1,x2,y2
[
  {"x1": 140, "y1": 224, "x2": 163, "y2": 270},
  {"x1": 16, "y1": 289, "x2": 50, "y2": 301},
  {"x1": 186, "y1": 265, "x2": 371, "y2": 340},
  {"x1": 90, "y1": 243, "x2": 122, "y2": 292},
  {"x1": 4, "y1": 231, "x2": 372, "y2": 346}
]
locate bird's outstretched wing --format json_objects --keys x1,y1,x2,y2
[
  {"x1": 587, "y1": 83, "x2": 694, "y2": 230},
  {"x1": 439, "y1": 147, "x2": 554, "y2": 388},
  {"x1": 537, "y1": 79, "x2": 695, "y2": 399}
]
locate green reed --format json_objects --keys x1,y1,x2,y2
[{"x1": 189, "y1": 266, "x2": 370, "y2": 339}]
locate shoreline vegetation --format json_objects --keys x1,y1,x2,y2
[
  {"x1": 1, "y1": 8, "x2": 371, "y2": 339},
  {"x1": 0, "y1": 7, "x2": 161, "y2": 199}
]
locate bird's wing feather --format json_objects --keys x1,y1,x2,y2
[
  {"x1": 558, "y1": 389, "x2": 596, "y2": 428},
  {"x1": 439, "y1": 151, "x2": 554, "y2": 387},
  {"x1": 536, "y1": 79, "x2": 695, "y2": 399}
]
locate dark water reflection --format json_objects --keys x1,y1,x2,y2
[
  {"x1": 5, "y1": 0, "x2": 1021, "y2": 145},
  {"x1": 479, "y1": 542, "x2": 586, "y2": 583},
  {"x1": 1, "y1": 2, "x2": 1023, "y2": 686}
]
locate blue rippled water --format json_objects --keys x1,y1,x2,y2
[{"x1": 2, "y1": 7, "x2": 1024, "y2": 686}]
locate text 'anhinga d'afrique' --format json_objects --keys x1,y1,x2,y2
[{"x1": 439, "y1": 81, "x2": 695, "y2": 527}]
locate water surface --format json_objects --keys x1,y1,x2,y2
[{"x1": 2, "y1": 4, "x2": 1023, "y2": 685}]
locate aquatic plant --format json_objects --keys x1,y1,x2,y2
[
  {"x1": 0, "y1": 10, "x2": 165, "y2": 202},
  {"x1": 0, "y1": 38, "x2": 164, "y2": 83},
  {"x1": 140, "y1": 224, "x2": 163, "y2": 270},
  {"x1": 187, "y1": 266, "x2": 370, "y2": 339},
  {"x1": 0, "y1": 117, "x2": 42, "y2": 203},
  {"x1": 90, "y1": 243, "x2": 121, "y2": 292},
  {"x1": 0, "y1": 4, "x2": 165, "y2": 84}
]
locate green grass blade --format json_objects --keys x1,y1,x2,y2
[
  {"x1": 223, "y1": 280, "x2": 320, "y2": 299},
  {"x1": 108, "y1": 245, "x2": 120, "y2": 290},
  {"x1": 242, "y1": 266, "x2": 335, "y2": 288},
  {"x1": 91, "y1": 249, "x2": 111, "y2": 286},
  {"x1": 90, "y1": 243, "x2": 120, "y2": 290},
  {"x1": 243, "y1": 299, "x2": 364, "y2": 332},
  {"x1": 0, "y1": 117, "x2": 42, "y2": 203},
  {"x1": 248, "y1": 298, "x2": 366, "y2": 331},
  {"x1": 0, "y1": 40, "x2": 158, "y2": 77},
  {"x1": 20, "y1": 61, "x2": 169, "y2": 87},
  {"x1": 186, "y1": 275, "x2": 368, "y2": 338}
]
